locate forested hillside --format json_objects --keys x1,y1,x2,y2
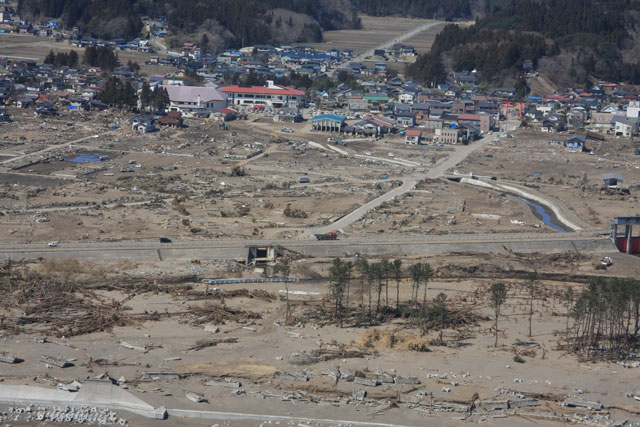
[
  {"x1": 17, "y1": 0, "x2": 359, "y2": 45},
  {"x1": 407, "y1": 0, "x2": 640, "y2": 87}
]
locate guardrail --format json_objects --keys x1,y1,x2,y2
[{"x1": 201, "y1": 277, "x2": 300, "y2": 285}]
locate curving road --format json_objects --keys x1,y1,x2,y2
[{"x1": 309, "y1": 136, "x2": 493, "y2": 237}]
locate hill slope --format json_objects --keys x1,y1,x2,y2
[
  {"x1": 17, "y1": 0, "x2": 360, "y2": 46},
  {"x1": 407, "y1": 0, "x2": 640, "y2": 88}
]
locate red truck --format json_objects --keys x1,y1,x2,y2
[{"x1": 315, "y1": 232, "x2": 337, "y2": 240}]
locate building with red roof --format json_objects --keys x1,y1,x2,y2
[
  {"x1": 221, "y1": 80, "x2": 305, "y2": 109},
  {"x1": 405, "y1": 129, "x2": 422, "y2": 145}
]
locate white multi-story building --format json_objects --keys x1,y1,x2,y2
[{"x1": 221, "y1": 81, "x2": 304, "y2": 109}]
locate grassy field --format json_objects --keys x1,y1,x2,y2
[
  {"x1": 300, "y1": 15, "x2": 446, "y2": 54},
  {"x1": 0, "y1": 33, "x2": 176, "y2": 76}
]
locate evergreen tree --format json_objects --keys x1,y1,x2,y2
[
  {"x1": 140, "y1": 81, "x2": 151, "y2": 111},
  {"x1": 45, "y1": 50, "x2": 56, "y2": 65},
  {"x1": 69, "y1": 50, "x2": 78, "y2": 67},
  {"x1": 490, "y1": 282, "x2": 507, "y2": 347}
]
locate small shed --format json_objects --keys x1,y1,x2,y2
[
  {"x1": 602, "y1": 173, "x2": 623, "y2": 189},
  {"x1": 565, "y1": 135, "x2": 587, "y2": 152},
  {"x1": 158, "y1": 111, "x2": 183, "y2": 128}
]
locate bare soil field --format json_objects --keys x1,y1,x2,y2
[
  {"x1": 458, "y1": 130, "x2": 640, "y2": 230},
  {"x1": 0, "y1": 107, "x2": 457, "y2": 244},
  {"x1": 0, "y1": 110, "x2": 635, "y2": 245},
  {"x1": 1, "y1": 252, "x2": 640, "y2": 426},
  {"x1": 344, "y1": 177, "x2": 565, "y2": 237}
]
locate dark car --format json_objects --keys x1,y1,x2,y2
[{"x1": 160, "y1": 237, "x2": 172, "y2": 243}]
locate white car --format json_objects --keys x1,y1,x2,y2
[{"x1": 48, "y1": 241, "x2": 59, "y2": 248}]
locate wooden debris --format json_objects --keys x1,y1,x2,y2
[
  {"x1": 120, "y1": 341, "x2": 148, "y2": 353},
  {"x1": 185, "y1": 337, "x2": 238, "y2": 352}
]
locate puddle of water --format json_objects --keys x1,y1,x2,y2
[
  {"x1": 66, "y1": 153, "x2": 107, "y2": 163},
  {"x1": 511, "y1": 195, "x2": 567, "y2": 232}
]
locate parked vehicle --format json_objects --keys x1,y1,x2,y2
[
  {"x1": 159, "y1": 237, "x2": 172, "y2": 243},
  {"x1": 315, "y1": 232, "x2": 337, "y2": 240}
]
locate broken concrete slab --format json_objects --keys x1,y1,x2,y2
[
  {"x1": 185, "y1": 391, "x2": 207, "y2": 403},
  {"x1": 393, "y1": 376, "x2": 421, "y2": 385},
  {"x1": 563, "y1": 398, "x2": 603, "y2": 410},
  {"x1": 339, "y1": 368, "x2": 355, "y2": 381},
  {"x1": 120, "y1": 341, "x2": 147, "y2": 353},
  {"x1": 476, "y1": 400, "x2": 509, "y2": 411},
  {"x1": 275, "y1": 371, "x2": 309, "y2": 382},
  {"x1": 204, "y1": 380, "x2": 241, "y2": 388},
  {"x1": 0, "y1": 351, "x2": 20, "y2": 364},
  {"x1": 509, "y1": 399, "x2": 540, "y2": 409},
  {"x1": 142, "y1": 372, "x2": 181, "y2": 380},
  {"x1": 353, "y1": 377, "x2": 380, "y2": 387},
  {"x1": 374, "y1": 375, "x2": 394, "y2": 384},
  {"x1": 40, "y1": 355, "x2": 73, "y2": 368},
  {"x1": 352, "y1": 390, "x2": 367, "y2": 401}
]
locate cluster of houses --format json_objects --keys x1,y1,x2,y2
[{"x1": 2, "y1": 13, "x2": 640, "y2": 145}]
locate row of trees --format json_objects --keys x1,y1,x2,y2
[
  {"x1": 100, "y1": 76, "x2": 137, "y2": 109},
  {"x1": 315, "y1": 256, "x2": 640, "y2": 359},
  {"x1": 478, "y1": 274, "x2": 640, "y2": 359},
  {"x1": 100, "y1": 77, "x2": 169, "y2": 111},
  {"x1": 570, "y1": 277, "x2": 640, "y2": 358},
  {"x1": 327, "y1": 258, "x2": 443, "y2": 332},
  {"x1": 83, "y1": 46, "x2": 120, "y2": 71},
  {"x1": 322, "y1": 259, "x2": 640, "y2": 359},
  {"x1": 139, "y1": 83, "x2": 170, "y2": 112},
  {"x1": 44, "y1": 49, "x2": 79, "y2": 67}
]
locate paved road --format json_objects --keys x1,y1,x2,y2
[
  {"x1": 0, "y1": 231, "x2": 614, "y2": 263},
  {"x1": 310, "y1": 136, "x2": 493, "y2": 236},
  {"x1": 0, "y1": 230, "x2": 608, "y2": 250},
  {"x1": 1, "y1": 132, "x2": 110, "y2": 166}
]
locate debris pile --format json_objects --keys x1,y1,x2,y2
[
  {"x1": 0, "y1": 406, "x2": 127, "y2": 425},
  {"x1": 187, "y1": 303, "x2": 261, "y2": 326},
  {"x1": 0, "y1": 263, "x2": 134, "y2": 337},
  {"x1": 290, "y1": 343, "x2": 374, "y2": 365}
]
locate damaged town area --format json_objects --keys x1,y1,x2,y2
[
  {"x1": 2, "y1": 249, "x2": 640, "y2": 427},
  {"x1": 3, "y1": 26, "x2": 640, "y2": 426}
]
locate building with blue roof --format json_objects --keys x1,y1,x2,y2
[{"x1": 312, "y1": 114, "x2": 345, "y2": 132}]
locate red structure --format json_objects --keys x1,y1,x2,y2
[
  {"x1": 501, "y1": 101, "x2": 525, "y2": 118},
  {"x1": 612, "y1": 217, "x2": 640, "y2": 254}
]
